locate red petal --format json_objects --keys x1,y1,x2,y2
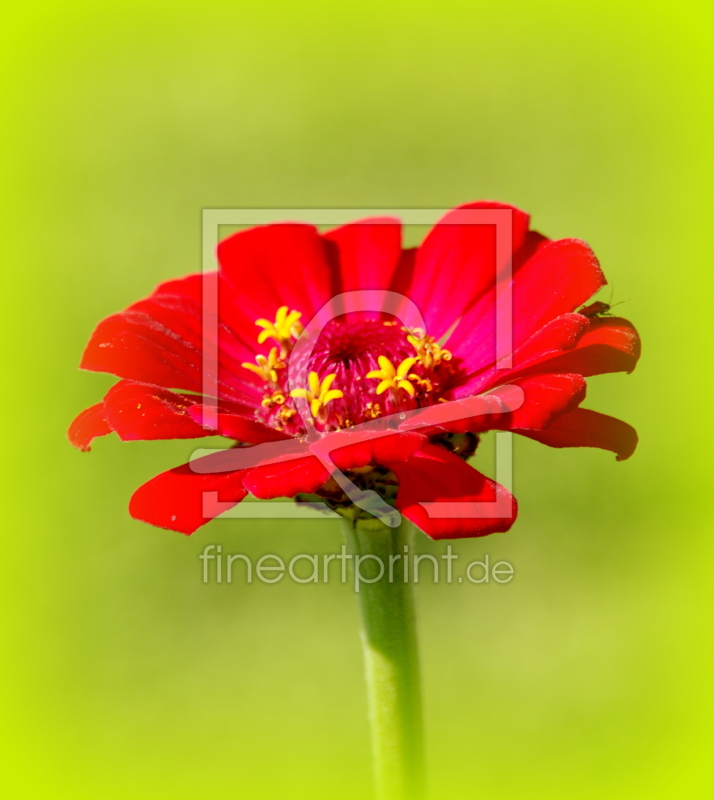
[
  {"x1": 103, "y1": 381, "x2": 213, "y2": 441},
  {"x1": 517, "y1": 316, "x2": 641, "y2": 378},
  {"x1": 150, "y1": 274, "x2": 274, "y2": 386},
  {"x1": 193, "y1": 430, "x2": 426, "y2": 499},
  {"x1": 242, "y1": 451, "x2": 330, "y2": 499},
  {"x1": 401, "y1": 374, "x2": 586, "y2": 437},
  {"x1": 518, "y1": 407, "x2": 638, "y2": 461},
  {"x1": 389, "y1": 246, "x2": 417, "y2": 298},
  {"x1": 187, "y1": 404, "x2": 290, "y2": 444},
  {"x1": 455, "y1": 313, "x2": 589, "y2": 396},
  {"x1": 315, "y1": 430, "x2": 426, "y2": 471},
  {"x1": 217, "y1": 223, "x2": 336, "y2": 324},
  {"x1": 81, "y1": 308, "x2": 204, "y2": 393},
  {"x1": 129, "y1": 458, "x2": 248, "y2": 534},
  {"x1": 196, "y1": 429, "x2": 426, "y2": 499},
  {"x1": 506, "y1": 373, "x2": 586, "y2": 431},
  {"x1": 448, "y1": 238, "x2": 606, "y2": 376},
  {"x1": 80, "y1": 273, "x2": 261, "y2": 404},
  {"x1": 67, "y1": 403, "x2": 112, "y2": 451},
  {"x1": 407, "y1": 201, "x2": 533, "y2": 340},
  {"x1": 322, "y1": 218, "x2": 403, "y2": 294},
  {"x1": 387, "y1": 443, "x2": 517, "y2": 540}
]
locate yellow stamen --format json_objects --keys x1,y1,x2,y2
[
  {"x1": 261, "y1": 390, "x2": 286, "y2": 408},
  {"x1": 407, "y1": 333, "x2": 452, "y2": 370},
  {"x1": 290, "y1": 371, "x2": 344, "y2": 419},
  {"x1": 366, "y1": 356, "x2": 418, "y2": 396},
  {"x1": 241, "y1": 346, "x2": 285, "y2": 383},
  {"x1": 408, "y1": 373, "x2": 433, "y2": 392},
  {"x1": 255, "y1": 306, "x2": 303, "y2": 351}
]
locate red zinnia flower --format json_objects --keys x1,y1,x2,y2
[{"x1": 68, "y1": 202, "x2": 640, "y2": 538}]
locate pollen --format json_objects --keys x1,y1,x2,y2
[
  {"x1": 255, "y1": 306, "x2": 303, "y2": 352},
  {"x1": 408, "y1": 373, "x2": 433, "y2": 392},
  {"x1": 290, "y1": 371, "x2": 344, "y2": 419},
  {"x1": 364, "y1": 402, "x2": 382, "y2": 419},
  {"x1": 241, "y1": 346, "x2": 286, "y2": 383},
  {"x1": 366, "y1": 356, "x2": 418, "y2": 397}
]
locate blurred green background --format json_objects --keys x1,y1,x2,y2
[{"x1": 2, "y1": 1, "x2": 712, "y2": 797}]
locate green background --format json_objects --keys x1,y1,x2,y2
[{"x1": 2, "y1": 1, "x2": 712, "y2": 797}]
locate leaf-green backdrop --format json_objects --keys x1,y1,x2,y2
[{"x1": 2, "y1": 1, "x2": 712, "y2": 798}]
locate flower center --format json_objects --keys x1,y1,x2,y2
[{"x1": 241, "y1": 307, "x2": 459, "y2": 436}]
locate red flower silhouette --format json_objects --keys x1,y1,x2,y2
[{"x1": 69, "y1": 202, "x2": 640, "y2": 538}]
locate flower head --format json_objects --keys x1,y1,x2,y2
[{"x1": 69, "y1": 202, "x2": 640, "y2": 538}]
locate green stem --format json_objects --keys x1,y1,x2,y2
[{"x1": 341, "y1": 515, "x2": 425, "y2": 800}]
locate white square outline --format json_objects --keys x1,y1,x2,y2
[{"x1": 199, "y1": 208, "x2": 514, "y2": 522}]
